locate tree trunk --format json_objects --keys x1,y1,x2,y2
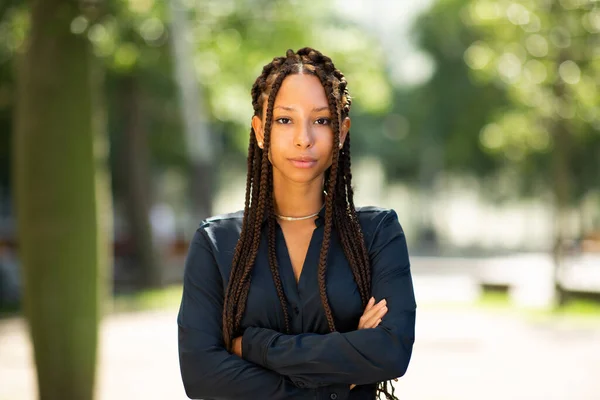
[
  {"x1": 551, "y1": 122, "x2": 571, "y2": 307},
  {"x1": 118, "y1": 76, "x2": 162, "y2": 288},
  {"x1": 550, "y1": 44, "x2": 573, "y2": 308},
  {"x1": 13, "y1": 0, "x2": 109, "y2": 398},
  {"x1": 417, "y1": 118, "x2": 443, "y2": 249}
]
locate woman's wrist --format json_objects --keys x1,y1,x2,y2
[{"x1": 232, "y1": 336, "x2": 243, "y2": 357}]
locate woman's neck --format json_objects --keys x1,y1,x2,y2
[{"x1": 272, "y1": 175, "x2": 324, "y2": 218}]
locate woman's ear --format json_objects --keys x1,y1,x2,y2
[
  {"x1": 252, "y1": 115, "x2": 264, "y2": 149},
  {"x1": 339, "y1": 117, "x2": 351, "y2": 148}
]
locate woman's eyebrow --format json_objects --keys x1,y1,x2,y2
[{"x1": 273, "y1": 105, "x2": 330, "y2": 112}]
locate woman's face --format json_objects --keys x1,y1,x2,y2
[{"x1": 252, "y1": 73, "x2": 350, "y2": 185}]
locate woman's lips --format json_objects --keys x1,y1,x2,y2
[{"x1": 288, "y1": 157, "x2": 317, "y2": 169}]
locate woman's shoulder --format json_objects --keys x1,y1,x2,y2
[
  {"x1": 355, "y1": 206, "x2": 400, "y2": 228},
  {"x1": 197, "y1": 210, "x2": 244, "y2": 244},
  {"x1": 355, "y1": 206, "x2": 404, "y2": 248},
  {"x1": 201, "y1": 210, "x2": 244, "y2": 225}
]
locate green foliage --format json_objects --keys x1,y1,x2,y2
[
  {"x1": 375, "y1": 0, "x2": 512, "y2": 184},
  {"x1": 82, "y1": 0, "x2": 390, "y2": 171},
  {"x1": 398, "y1": 0, "x2": 599, "y2": 204},
  {"x1": 463, "y1": 0, "x2": 600, "y2": 201},
  {"x1": 1, "y1": 0, "x2": 392, "y2": 180}
]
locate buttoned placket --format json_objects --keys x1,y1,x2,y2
[
  {"x1": 272, "y1": 206, "x2": 325, "y2": 329},
  {"x1": 274, "y1": 214, "x2": 351, "y2": 400},
  {"x1": 275, "y1": 219, "x2": 324, "y2": 335}
]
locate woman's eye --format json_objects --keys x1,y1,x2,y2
[
  {"x1": 276, "y1": 118, "x2": 291, "y2": 124},
  {"x1": 315, "y1": 118, "x2": 331, "y2": 125}
]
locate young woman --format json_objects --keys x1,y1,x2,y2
[{"x1": 177, "y1": 47, "x2": 416, "y2": 400}]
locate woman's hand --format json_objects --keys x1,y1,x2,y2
[
  {"x1": 351, "y1": 297, "x2": 388, "y2": 390},
  {"x1": 358, "y1": 297, "x2": 387, "y2": 330},
  {"x1": 232, "y1": 337, "x2": 243, "y2": 357}
]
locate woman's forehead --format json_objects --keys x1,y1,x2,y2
[{"x1": 268, "y1": 74, "x2": 329, "y2": 111}]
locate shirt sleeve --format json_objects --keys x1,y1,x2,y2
[
  {"x1": 177, "y1": 226, "x2": 313, "y2": 399},
  {"x1": 241, "y1": 209, "x2": 416, "y2": 389}
]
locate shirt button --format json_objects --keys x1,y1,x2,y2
[
  {"x1": 293, "y1": 306, "x2": 300, "y2": 315},
  {"x1": 330, "y1": 393, "x2": 338, "y2": 400}
]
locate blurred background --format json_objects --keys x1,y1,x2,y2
[{"x1": 1, "y1": 0, "x2": 600, "y2": 399}]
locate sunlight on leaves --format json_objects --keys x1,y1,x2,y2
[
  {"x1": 70, "y1": 16, "x2": 89, "y2": 35},
  {"x1": 497, "y1": 52, "x2": 522, "y2": 83},
  {"x1": 465, "y1": 41, "x2": 495, "y2": 70},
  {"x1": 506, "y1": 3, "x2": 530, "y2": 26},
  {"x1": 558, "y1": 60, "x2": 581, "y2": 85},
  {"x1": 523, "y1": 59, "x2": 547, "y2": 84},
  {"x1": 525, "y1": 34, "x2": 549, "y2": 58}
]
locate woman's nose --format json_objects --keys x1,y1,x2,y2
[{"x1": 294, "y1": 122, "x2": 313, "y2": 149}]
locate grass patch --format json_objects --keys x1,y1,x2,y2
[
  {"x1": 554, "y1": 298, "x2": 600, "y2": 317},
  {"x1": 2, "y1": 285, "x2": 184, "y2": 320},
  {"x1": 477, "y1": 289, "x2": 511, "y2": 309},
  {"x1": 475, "y1": 287, "x2": 600, "y2": 326},
  {"x1": 0, "y1": 303, "x2": 21, "y2": 319},
  {"x1": 109, "y1": 284, "x2": 183, "y2": 314}
]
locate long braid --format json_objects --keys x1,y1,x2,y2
[
  {"x1": 313, "y1": 64, "x2": 341, "y2": 332},
  {"x1": 267, "y1": 164, "x2": 291, "y2": 334},
  {"x1": 234, "y1": 66, "x2": 293, "y2": 329},
  {"x1": 337, "y1": 135, "x2": 372, "y2": 304},
  {"x1": 333, "y1": 139, "x2": 369, "y2": 303},
  {"x1": 222, "y1": 61, "x2": 287, "y2": 347},
  {"x1": 226, "y1": 131, "x2": 260, "y2": 340},
  {"x1": 222, "y1": 129, "x2": 256, "y2": 348},
  {"x1": 221, "y1": 47, "x2": 400, "y2": 399}
]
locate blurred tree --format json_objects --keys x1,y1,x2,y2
[
  {"x1": 101, "y1": 0, "x2": 172, "y2": 288},
  {"x1": 388, "y1": 0, "x2": 600, "y2": 266},
  {"x1": 13, "y1": 1, "x2": 110, "y2": 400},
  {"x1": 399, "y1": 0, "x2": 599, "y2": 300},
  {"x1": 380, "y1": 0, "x2": 511, "y2": 242},
  {"x1": 115, "y1": 75, "x2": 162, "y2": 287},
  {"x1": 462, "y1": 0, "x2": 600, "y2": 303},
  {"x1": 410, "y1": 0, "x2": 511, "y2": 179}
]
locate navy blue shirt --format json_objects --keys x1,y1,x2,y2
[{"x1": 177, "y1": 206, "x2": 416, "y2": 400}]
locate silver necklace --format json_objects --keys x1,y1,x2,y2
[{"x1": 274, "y1": 204, "x2": 325, "y2": 221}]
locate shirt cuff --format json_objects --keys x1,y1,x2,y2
[{"x1": 242, "y1": 327, "x2": 281, "y2": 368}]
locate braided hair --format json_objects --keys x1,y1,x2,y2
[{"x1": 222, "y1": 47, "x2": 398, "y2": 400}]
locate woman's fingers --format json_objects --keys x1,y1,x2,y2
[
  {"x1": 364, "y1": 297, "x2": 375, "y2": 312},
  {"x1": 358, "y1": 298, "x2": 378, "y2": 329},
  {"x1": 358, "y1": 299, "x2": 387, "y2": 329},
  {"x1": 362, "y1": 305, "x2": 387, "y2": 328}
]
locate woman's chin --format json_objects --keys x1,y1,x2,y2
[{"x1": 278, "y1": 169, "x2": 324, "y2": 185}]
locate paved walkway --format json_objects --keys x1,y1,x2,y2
[{"x1": 2, "y1": 303, "x2": 600, "y2": 400}]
